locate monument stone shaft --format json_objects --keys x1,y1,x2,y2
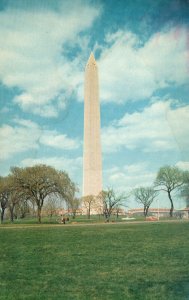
[{"x1": 83, "y1": 53, "x2": 102, "y2": 197}]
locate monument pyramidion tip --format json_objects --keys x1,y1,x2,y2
[{"x1": 86, "y1": 52, "x2": 97, "y2": 67}]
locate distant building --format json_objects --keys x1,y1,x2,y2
[
  {"x1": 57, "y1": 208, "x2": 83, "y2": 216},
  {"x1": 176, "y1": 207, "x2": 189, "y2": 219},
  {"x1": 128, "y1": 208, "x2": 189, "y2": 219}
]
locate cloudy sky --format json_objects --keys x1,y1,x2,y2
[{"x1": 0, "y1": 0, "x2": 189, "y2": 208}]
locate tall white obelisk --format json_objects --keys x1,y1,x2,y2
[{"x1": 83, "y1": 53, "x2": 102, "y2": 198}]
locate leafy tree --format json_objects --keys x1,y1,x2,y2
[
  {"x1": 0, "y1": 176, "x2": 10, "y2": 223},
  {"x1": 14, "y1": 199, "x2": 31, "y2": 219},
  {"x1": 0, "y1": 175, "x2": 26, "y2": 222},
  {"x1": 133, "y1": 186, "x2": 158, "y2": 217},
  {"x1": 99, "y1": 188, "x2": 128, "y2": 221},
  {"x1": 155, "y1": 165, "x2": 184, "y2": 217},
  {"x1": 8, "y1": 187, "x2": 24, "y2": 222},
  {"x1": 11, "y1": 165, "x2": 76, "y2": 223}
]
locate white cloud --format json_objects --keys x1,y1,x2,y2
[
  {"x1": 0, "y1": 2, "x2": 100, "y2": 116},
  {"x1": 0, "y1": 4, "x2": 187, "y2": 116},
  {"x1": 21, "y1": 156, "x2": 82, "y2": 180},
  {"x1": 123, "y1": 162, "x2": 148, "y2": 174},
  {"x1": 98, "y1": 27, "x2": 189, "y2": 103},
  {"x1": 166, "y1": 105, "x2": 189, "y2": 154},
  {"x1": 104, "y1": 162, "x2": 156, "y2": 191},
  {"x1": 0, "y1": 124, "x2": 40, "y2": 160},
  {"x1": 102, "y1": 100, "x2": 189, "y2": 154},
  {"x1": 13, "y1": 118, "x2": 39, "y2": 129},
  {"x1": 40, "y1": 131, "x2": 79, "y2": 150},
  {"x1": 176, "y1": 161, "x2": 189, "y2": 171},
  {"x1": 0, "y1": 119, "x2": 80, "y2": 160}
]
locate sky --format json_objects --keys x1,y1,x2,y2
[{"x1": 0, "y1": 0, "x2": 189, "y2": 209}]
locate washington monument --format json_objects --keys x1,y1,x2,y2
[{"x1": 83, "y1": 53, "x2": 102, "y2": 198}]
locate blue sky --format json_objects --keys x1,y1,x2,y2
[{"x1": 0, "y1": 0, "x2": 189, "y2": 208}]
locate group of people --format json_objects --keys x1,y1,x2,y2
[{"x1": 59, "y1": 215, "x2": 69, "y2": 224}]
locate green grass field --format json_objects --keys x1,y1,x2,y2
[{"x1": 0, "y1": 222, "x2": 189, "y2": 300}]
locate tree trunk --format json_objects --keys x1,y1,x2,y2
[
  {"x1": 88, "y1": 206, "x2": 91, "y2": 219},
  {"x1": 37, "y1": 206, "x2": 42, "y2": 223},
  {"x1": 1, "y1": 208, "x2": 5, "y2": 223},
  {"x1": 144, "y1": 206, "x2": 146, "y2": 217},
  {"x1": 168, "y1": 190, "x2": 174, "y2": 217},
  {"x1": 145, "y1": 206, "x2": 149, "y2": 217},
  {"x1": 10, "y1": 207, "x2": 14, "y2": 223}
]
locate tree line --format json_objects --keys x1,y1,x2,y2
[
  {"x1": 0, "y1": 164, "x2": 189, "y2": 223},
  {"x1": 133, "y1": 165, "x2": 189, "y2": 217},
  {"x1": 0, "y1": 165, "x2": 77, "y2": 223},
  {"x1": 83, "y1": 165, "x2": 189, "y2": 219}
]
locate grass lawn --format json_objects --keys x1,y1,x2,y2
[
  {"x1": 0, "y1": 222, "x2": 189, "y2": 300},
  {"x1": 2, "y1": 214, "x2": 146, "y2": 225}
]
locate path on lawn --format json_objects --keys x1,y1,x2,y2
[{"x1": 0, "y1": 219, "x2": 188, "y2": 229}]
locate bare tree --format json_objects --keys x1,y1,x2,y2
[
  {"x1": 155, "y1": 165, "x2": 184, "y2": 217},
  {"x1": 114, "y1": 204, "x2": 126, "y2": 219},
  {"x1": 98, "y1": 188, "x2": 128, "y2": 221},
  {"x1": 42, "y1": 196, "x2": 60, "y2": 219},
  {"x1": 68, "y1": 197, "x2": 81, "y2": 219},
  {"x1": 133, "y1": 186, "x2": 158, "y2": 217},
  {"x1": 82, "y1": 195, "x2": 96, "y2": 219}
]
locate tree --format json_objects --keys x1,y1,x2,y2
[
  {"x1": 42, "y1": 196, "x2": 60, "y2": 219},
  {"x1": 114, "y1": 204, "x2": 125, "y2": 219},
  {"x1": 133, "y1": 186, "x2": 158, "y2": 217},
  {"x1": 68, "y1": 197, "x2": 81, "y2": 219},
  {"x1": 0, "y1": 176, "x2": 10, "y2": 223},
  {"x1": 82, "y1": 195, "x2": 96, "y2": 219},
  {"x1": 8, "y1": 174, "x2": 29, "y2": 222},
  {"x1": 8, "y1": 188, "x2": 24, "y2": 222},
  {"x1": 180, "y1": 171, "x2": 189, "y2": 207},
  {"x1": 155, "y1": 166, "x2": 184, "y2": 217},
  {"x1": 99, "y1": 188, "x2": 128, "y2": 221},
  {"x1": 14, "y1": 199, "x2": 31, "y2": 219},
  {"x1": 0, "y1": 175, "x2": 26, "y2": 223},
  {"x1": 11, "y1": 165, "x2": 76, "y2": 223}
]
